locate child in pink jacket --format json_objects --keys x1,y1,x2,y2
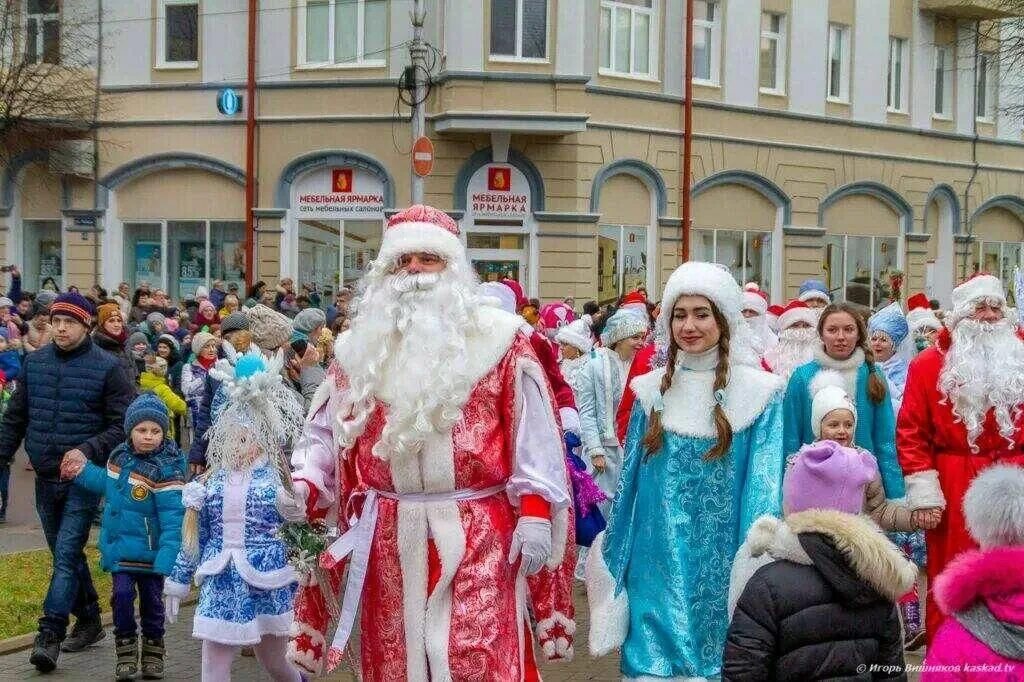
[{"x1": 923, "y1": 464, "x2": 1024, "y2": 680}]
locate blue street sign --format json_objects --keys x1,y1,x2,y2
[{"x1": 217, "y1": 88, "x2": 242, "y2": 116}]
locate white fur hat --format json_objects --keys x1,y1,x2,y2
[
  {"x1": 376, "y1": 204, "x2": 465, "y2": 267},
  {"x1": 778, "y1": 300, "x2": 819, "y2": 331},
  {"x1": 906, "y1": 308, "x2": 942, "y2": 334},
  {"x1": 742, "y1": 282, "x2": 769, "y2": 317},
  {"x1": 810, "y1": 370, "x2": 857, "y2": 438},
  {"x1": 964, "y1": 464, "x2": 1024, "y2": 548},
  {"x1": 948, "y1": 274, "x2": 1005, "y2": 328},
  {"x1": 477, "y1": 282, "x2": 517, "y2": 314},
  {"x1": 660, "y1": 262, "x2": 743, "y2": 334},
  {"x1": 555, "y1": 317, "x2": 594, "y2": 353}
]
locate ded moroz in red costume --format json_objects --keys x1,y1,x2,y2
[
  {"x1": 285, "y1": 206, "x2": 575, "y2": 680},
  {"x1": 897, "y1": 273, "x2": 1024, "y2": 642}
]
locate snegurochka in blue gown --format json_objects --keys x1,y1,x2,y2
[{"x1": 587, "y1": 348, "x2": 785, "y2": 681}]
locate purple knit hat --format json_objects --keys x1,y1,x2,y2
[{"x1": 784, "y1": 440, "x2": 878, "y2": 515}]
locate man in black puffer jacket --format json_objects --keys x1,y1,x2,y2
[
  {"x1": 723, "y1": 442, "x2": 917, "y2": 681},
  {"x1": 0, "y1": 292, "x2": 134, "y2": 673}
]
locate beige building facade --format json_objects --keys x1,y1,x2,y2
[{"x1": 5, "y1": 0, "x2": 1024, "y2": 307}]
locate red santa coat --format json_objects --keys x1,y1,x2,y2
[
  {"x1": 897, "y1": 327, "x2": 1024, "y2": 640},
  {"x1": 288, "y1": 310, "x2": 575, "y2": 680}
]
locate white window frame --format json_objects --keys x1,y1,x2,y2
[
  {"x1": 887, "y1": 36, "x2": 908, "y2": 113},
  {"x1": 297, "y1": 0, "x2": 388, "y2": 69},
  {"x1": 826, "y1": 23, "x2": 850, "y2": 103},
  {"x1": 692, "y1": 228, "x2": 773, "y2": 298},
  {"x1": 489, "y1": 0, "x2": 549, "y2": 63},
  {"x1": 933, "y1": 44, "x2": 953, "y2": 120},
  {"x1": 23, "y1": 0, "x2": 60, "y2": 65},
  {"x1": 691, "y1": 0, "x2": 720, "y2": 86},
  {"x1": 824, "y1": 234, "x2": 901, "y2": 309},
  {"x1": 758, "y1": 11, "x2": 786, "y2": 95},
  {"x1": 975, "y1": 51, "x2": 996, "y2": 123},
  {"x1": 155, "y1": 0, "x2": 199, "y2": 69},
  {"x1": 599, "y1": 0, "x2": 659, "y2": 81}
]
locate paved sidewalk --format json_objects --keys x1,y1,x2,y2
[{"x1": 0, "y1": 585, "x2": 621, "y2": 681}]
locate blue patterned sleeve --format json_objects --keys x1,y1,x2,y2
[
  {"x1": 739, "y1": 394, "x2": 785, "y2": 541},
  {"x1": 781, "y1": 370, "x2": 806, "y2": 458},
  {"x1": 601, "y1": 401, "x2": 648, "y2": 593},
  {"x1": 167, "y1": 501, "x2": 207, "y2": 592},
  {"x1": 871, "y1": 368, "x2": 907, "y2": 499}
]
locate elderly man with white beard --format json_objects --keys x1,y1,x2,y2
[
  {"x1": 898, "y1": 273, "x2": 1024, "y2": 645},
  {"x1": 284, "y1": 205, "x2": 575, "y2": 680},
  {"x1": 763, "y1": 299, "x2": 820, "y2": 380}
]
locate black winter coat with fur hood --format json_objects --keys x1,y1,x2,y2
[{"x1": 722, "y1": 510, "x2": 917, "y2": 682}]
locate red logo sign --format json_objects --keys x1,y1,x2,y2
[
  {"x1": 488, "y1": 167, "x2": 511, "y2": 192},
  {"x1": 332, "y1": 168, "x2": 353, "y2": 193}
]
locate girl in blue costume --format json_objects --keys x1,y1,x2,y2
[
  {"x1": 867, "y1": 301, "x2": 911, "y2": 413},
  {"x1": 163, "y1": 350, "x2": 306, "y2": 682},
  {"x1": 782, "y1": 302, "x2": 906, "y2": 499},
  {"x1": 586, "y1": 262, "x2": 786, "y2": 681}
]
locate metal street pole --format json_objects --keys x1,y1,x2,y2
[
  {"x1": 410, "y1": 0, "x2": 427, "y2": 205},
  {"x1": 681, "y1": 0, "x2": 695, "y2": 263}
]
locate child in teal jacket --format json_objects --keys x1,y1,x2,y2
[{"x1": 61, "y1": 393, "x2": 186, "y2": 680}]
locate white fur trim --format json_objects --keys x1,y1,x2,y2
[
  {"x1": 287, "y1": 621, "x2": 327, "y2": 676},
  {"x1": 376, "y1": 220, "x2": 465, "y2": 265},
  {"x1": 478, "y1": 281, "x2": 517, "y2": 314},
  {"x1": 742, "y1": 289, "x2": 768, "y2": 317},
  {"x1": 951, "y1": 274, "x2": 1005, "y2": 319},
  {"x1": 905, "y1": 469, "x2": 946, "y2": 510},
  {"x1": 555, "y1": 319, "x2": 594, "y2": 353},
  {"x1": 397, "y1": 504, "x2": 430, "y2": 680},
  {"x1": 194, "y1": 549, "x2": 297, "y2": 590},
  {"x1": 630, "y1": 363, "x2": 784, "y2": 438},
  {"x1": 778, "y1": 305, "x2": 818, "y2": 331},
  {"x1": 536, "y1": 611, "x2": 577, "y2": 639},
  {"x1": 548, "y1": 506, "x2": 569, "y2": 569},
  {"x1": 662, "y1": 262, "x2": 744, "y2": 321},
  {"x1": 584, "y1": 532, "x2": 629, "y2": 657},
  {"x1": 425, "y1": 502, "x2": 466, "y2": 680},
  {"x1": 799, "y1": 290, "x2": 830, "y2": 304},
  {"x1": 559, "y1": 406, "x2": 581, "y2": 435},
  {"x1": 192, "y1": 611, "x2": 295, "y2": 646},
  {"x1": 181, "y1": 481, "x2": 207, "y2": 510},
  {"x1": 163, "y1": 580, "x2": 190, "y2": 598},
  {"x1": 728, "y1": 516, "x2": 809, "y2": 617},
  {"x1": 906, "y1": 307, "x2": 942, "y2": 334}
]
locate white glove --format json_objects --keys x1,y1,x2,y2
[
  {"x1": 276, "y1": 487, "x2": 307, "y2": 523},
  {"x1": 508, "y1": 517, "x2": 552, "y2": 576},
  {"x1": 164, "y1": 595, "x2": 180, "y2": 624}
]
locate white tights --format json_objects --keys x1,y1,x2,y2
[{"x1": 201, "y1": 635, "x2": 301, "y2": 682}]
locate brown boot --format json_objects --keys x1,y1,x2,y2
[{"x1": 140, "y1": 637, "x2": 164, "y2": 679}]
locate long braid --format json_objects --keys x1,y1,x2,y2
[
  {"x1": 863, "y1": 344, "x2": 888, "y2": 404},
  {"x1": 642, "y1": 342, "x2": 678, "y2": 457},
  {"x1": 705, "y1": 313, "x2": 734, "y2": 460}
]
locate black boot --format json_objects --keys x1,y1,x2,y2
[
  {"x1": 61, "y1": 618, "x2": 105, "y2": 652},
  {"x1": 140, "y1": 637, "x2": 165, "y2": 680},
  {"x1": 115, "y1": 636, "x2": 138, "y2": 681},
  {"x1": 29, "y1": 631, "x2": 61, "y2": 673}
]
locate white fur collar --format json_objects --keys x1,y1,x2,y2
[
  {"x1": 814, "y1": 346, "x2": 865, "y2": 372},
  {"x1": 630, "y1": 363, "x2": 783, "y2": 438}
]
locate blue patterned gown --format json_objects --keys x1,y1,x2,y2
[
  {"x1": 600, "y1": 362, "x2": 785, "y2": 680},
  {"x1": 166, "y1": 458, "x2": 298, "y2": 646}
]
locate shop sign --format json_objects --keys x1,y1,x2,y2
[
  {"x1": 468, "y1": 164, "x2": 530, "y2": 218},
  {"x1": 217, "y1": 88, "x2": 242, "y2": 116},
  {"x1": 294, "y1": 167, "x2": 385, "y2": 219}
]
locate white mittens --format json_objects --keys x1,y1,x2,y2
[
  {"x1": 164, "y1": 595, "x2": 180, "y2": 624},
  {"x1": 508, "y1": 517, "x2": 552, "y2": 576},
  {"x1": 275, "y1": 487, "x2": 308, "y2": 523}
]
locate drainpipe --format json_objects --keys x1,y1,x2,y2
[
  {"x1": 243, "y1": 0, "x2": 257, "y2": 289},
  {"x1": 680, "y1": 0, "x2": 695, "y2": 262},
  {"x1": 961, "y1": 21, "x2": 980, "y2": 280},
  {"x1": 92, "y1": 0, "x2": 103, "y2": 285}
]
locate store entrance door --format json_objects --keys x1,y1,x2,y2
[
  {"x1": 467, "y1": 232, "x2": 527, "y2": 287},
  {"x1": 298, "y1": 219, "x2": 342, "y2": 300}
]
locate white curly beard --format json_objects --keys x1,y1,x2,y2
[
  {"x1": 940, "y1": 318, "x2": 1024, "y2": 452},
  {"x1": 337, "y1": 259, "x2": 483, "y2": 461},
  {"x1": 764, "y1": 327, "x2": 818, "y2": 380}
]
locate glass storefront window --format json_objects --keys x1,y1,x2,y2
[
  {"x1": 970, "y1": 239, "x2": 1024, "y2": 305},
  {"x1": 598, "y1": 224, "x2": 648, "y2": 305},
  {"x1": 298, "y1": 220, "x2": 342, "y2": 299},
  {"x1": 342, "y1": 220, "x2": 382, "y2": 288},
  {"x1": 210, "y1": 221, "x2": 246, "y2": 293},
  {"x1": 690, "y1": 228, "x2": 773, "y2": 296},
  {"x1": 823, "y1": 234, "x2": 900, "y2": 309},
  {"x1": 169, "y1": 221, "x2": 207, "y2": 301},
  {"x1": 467, "y1": 230, "x2": 528, "y2": 286},
  {"x1": 124, "y1": 222, "x2": 163, "y2": 291},
  {"x1": 23, "y1": 220, "x2": 62, "y2": 291}
]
